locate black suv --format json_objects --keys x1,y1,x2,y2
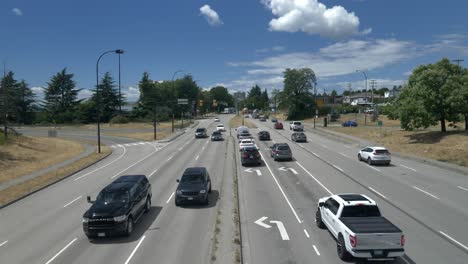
[
  {"x1": 258, "y1": 131, "x2": 270, "y2": 141},
  {"x1": 83, "y1": 175, "x2": 152, "y2": 239},
  {"x1": 175, "y1": 167, "x2": 212, "y2": 206},
  {"x1": 211, "y1": 131, "x2": 223, "y2": 141},
  {"x1": 291, "y1": 132, "x2": 307, "y2": 142},
  {"x1": 195, "y1": 128, "x2": 207, "y2": 138},
  {"x1": 241, "y1": 146, "x2": 262, "y2": 166}
]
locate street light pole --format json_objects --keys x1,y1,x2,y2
[
  {"x1": 117, "y1": 51, "x2": 123, "y2": 114},
  {"x1": 171, "y1": 70, "x2": 184, "y2": 132},
  {"x1": 96, "y1": 49, "x2": 124, "y2": 153}
]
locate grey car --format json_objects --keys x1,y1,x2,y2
[
  {"x1": 270, "y1": 143, "x2": 293, "y2": 161},
  {"x1": 291, "y1": 132, "x2": 307, "y2": 142}
]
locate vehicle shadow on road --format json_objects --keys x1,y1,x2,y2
[
  {"x1": 178, "y1": 190, "x2": 219, "y2": 209},
  {"x1": 347, "y1": 254, "x2": 415, "y2": 264},
  {"x1": 89, "y1": 206, "x2": 162, "y2": 244}
]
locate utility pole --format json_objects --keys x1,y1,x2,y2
[
  {"x1": 452, "y1": 59, "x2": 464, "y2": 66},
  {"x1": 370, "y1": 80, "x2": 377, "y2": 105},
  {"x1": 2, "y1": 61, "x2": 7, "y2": 141}
]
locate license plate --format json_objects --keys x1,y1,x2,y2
[
  {"x1": 188, "y1": 197, "x2": 194, "y2": 200},
  {"x1": 374, "y1": 250, "x2": 383, "y2": 256},
  {"x1": 98, "y1": 233, "x2": 106, "y2": 237},
  {"x1": 249, "y1": 155, "x2": 253, "y2": 158}
]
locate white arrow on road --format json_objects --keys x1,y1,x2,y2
[
  {"x1": 254, "y1": 217, "x2": 290, "y2": 240},
  {"x1": 244, "y1": 168, "x2": 262, "y2": 176},
  {"x1": 254, "y1": 216, "x2": 272, "y2": 228},
  {"x1": 279, "y1": 167, "x2": 298, "y2": 175}
]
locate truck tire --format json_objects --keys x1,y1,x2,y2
[
  {"x1": 124, "y1": 216, "x2": 133, "y2": 237},
  {"x1": 337, "y1": 234, "x2": 351, "y2": 260},
  {"x1": 315, "y1": 209, "x2": 325, "y2": 229},
  {"x1": 144, "y1": 197, "x2": 151, "y2": 213}
]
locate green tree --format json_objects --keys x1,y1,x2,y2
[
  {"x1": 43, "y1": 68, "x2": 81, "y2": 123},
  {"x1": 280, "y1": 68, "x2": 316, "y2": 120},
  {"x1": 210, "y1": 86, "x2": 234, "y2": 107},
  {"x1": 14, "y1": 80, "x2": 36, "y2": 124},
  {"x1": 91, "y1": 72, "x2": 121, "y2": 123},
  {"x1": 451, "y1": 68, "x2": 468, "y2": 130}
]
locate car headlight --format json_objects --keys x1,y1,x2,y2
[
  {"x1": 113, "y1": 215, "x2": 127, "y2": 222},
  {"x1": 82, "y1": 217, "x2": 89, "y2": 223},
  {"x1": 200, "y1": 190, "x2": 206, "y2": 194},
  {"x1": 176, "y1": 190, "x2": 182, "y2": 195}
]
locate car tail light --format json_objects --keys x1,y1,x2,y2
[
  {"x1": 349, "y1": 234, "x2": 357, "y2": 247},
  {"x1": 401, "y1": 235, "x2": 405, "y2": 247},
  {"x1": 373, "y1": 152, "x2": 380, "y2": 155},
  {"x1": 274, "y1": 150, "x2": 279, "y2": 154},
  {"x1": 242, "y1": 154, "x2": 248, "y2": 158}
]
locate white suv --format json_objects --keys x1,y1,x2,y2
[
  {"x1": 289, "y1": 121, "x2": 304, "y2": 131},
  {"x1": 358, "y1": 146, "x2": 391, "y2": 166}
]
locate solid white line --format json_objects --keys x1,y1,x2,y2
[
  {"x1": 63, "y1": 196, "x2": 82, "y2": 208},
  {"x1": 312, "y1": 245, "x2": 321, "y2": 256},
  {"x1": 148, "y1": 168, "x2": 159, "y2": 178},
  {"x1": 0, "y1": 240, "x2": 7, "y2": 247},
  {"x1": 368, "y1": 187, "x2": 387, "y2": 199},
  {"x1": 413, "y1": 186, "x2": 440, "y2": 200},
  {"x1": 178, "y1": 147, "x2": 183, "y2": 151},
  {"x1": 332, "y1": 165, "x2": 344, "y2": 172},
  {"x1": 195, "y1": 155, "x2": 200, "y2": 160},
  {"x1": 458, "y1": 186, "x2": 468, "y2": 192},
  {"x1": 166, "y1": 192, "x2": 175, "y2": 203},
  {"x1": 270, "y1": 221, "x2": 290, "y2": 240},
  {"x1": 296, "y1": 162, "x2": 333, "y2": 196},
  {"x1": 138, "y1": 142, "x2": 145, "y2": 145},
  {"x1": 258, "y1": 151, "x2": 302, "y2": 223},
  {"x1": 303, "y1": 229, "x2": 310, "y2": 238},
  {"x1": 367, "y1": 165, "x2": 381, "y2": 172},
  {"x1": 320, "y1": 144, "x2": 328, "y2": 149},
  {"x1": 167, "y1": 155, "x2": 174, "y2": 161},
  {"x1": 400, "y1": 164, "x2": 417, "y2": 172},
  {"x1": 339, "y1": 152, "x2": 349, "y2": 158},
  {"x1": 44, "y1": 238, "x2": 77, "y2": 264},
  {"x1": 439, "y1": 231, "x2": 468, "y2": 251},
  {"x1": 344, "y1": 145, "x2": 352, "y2": 149},
  {"x1": 124, "y1": 235, "x2": 146, "y2": 264},
  {"x1": 75, "y1": 143, "x2": 128, "y2": 181},
  {"x1": 312, "y1": 152, "x2": 320, "y2": 158}
]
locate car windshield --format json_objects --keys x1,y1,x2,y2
[
  {"x1": 341, "y1": 205, "x2": 382, "y2": 217},
  {"x1": 196, "y1": 128, "x2": 205, "y2": 132},
  {"x1": 212, "y1": 131, "x2": 221, "y2": 135},
  {"x1": 181, "y1": 173, "x2": 204, "y2": 183},
  {"x1": 277, "y1": 146, "x2": 289, "y2": 150},
  {"x1": 294, "y1": 122, "x2": 302, "y2": 125},
  {"x1": 95, "y1": 191, "x2": 129, "y2": 205},
  {"x1": 375, "y1": 149, "x2": 390, "y2": 154}
]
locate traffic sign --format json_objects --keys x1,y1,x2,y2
[{"x1": 177, "y1": 98, "x2": 188, "y2": 105}]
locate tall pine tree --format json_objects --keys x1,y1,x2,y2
[
  {"x1": 15, "y1": 80, "x2": 36, "y2": 124},
  {"x1": 91, "y1": 72, "x2": 121, "y2": 122}
]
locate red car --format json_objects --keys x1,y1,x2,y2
[{"x1": 274, "y1": 122, "x2": 283, "y2": 129}]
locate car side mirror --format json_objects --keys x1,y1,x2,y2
[
  {"x1": 87, "y1": 196, "x2": 93, "y2": 204},
  {"x1": 176, "y1": 179, "x2": 180, "y2": 182},
  {"x1": 318, "y1": 202, "x2": 325, "y2": 207}
]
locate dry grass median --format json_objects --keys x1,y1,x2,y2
[
  {"x1": 229, "y1": 115, "x2": 257, "y2": 129},
  {"x1": 104, "y1": 131, "x2": 171, "y2": 141}
]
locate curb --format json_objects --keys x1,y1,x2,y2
[
  {"x1": 158, "y1": 120, "x2": 199, "y2": 143},
  {"x1": 0, "y1": 148, "x2": 112, "y2": 209}
]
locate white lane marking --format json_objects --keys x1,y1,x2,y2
[
  {"x1": 75, "y1": 143, "x2": 128, "y2": 181},
  {"x1": 0, "y1": 240, "x2": 7, "y2": 247},
  {"x1": 138, "y1": 142, "x2": 145, "y2": 145},
  {"x1": 458, "y1": 186, "x2": 468, "y2": 192},
  {"x1": 63, "y1": 196, "x2": 82, "y2": 208},
  {"x1": 202, "y1": 146, "x2": 206, "y2": 151},
  {"x1": 254, "y1": 216, "x2": 272, "y2": 228},
  {"x1": 332, "y1": 165, "x2": 344, "y2": 172},
  {"x1": 166, "y1": 192, "x2": 175, "y2": 203},
  {"x1": 148, "y1": 168, "x2": 159, "y2": 178},
  {"x1": 132, "y1": 143, "x2": 139, "y2": 146},
  {"x1": 439, "y1": 231, "x2": 468, "y2": 251},
  {"x1": 344, "y1": 145, "x2": 352, "y2": 149},
  {"x1": 258, "y1": 151, "x2": 302, "y2": 223},
  {"x1": 124, "y1": 235, "x2": 146, "y2": 264},
  {"x1": 313, "y1": 245, "x2": 321, "y2": 256},
  {"x1": 400, "y1": 164, "x2": 417, "y2": 172},
  {"x1": 413, "y1": 186, "x2": 440, "y2": 200},
  {"x1": 296, "y1": 162, "x2": 333, "y2": 196},
  {"x1": 167, "y1": 155, "x2": 174, "y2": 161},
  {"x1": 312, "y1": 152, "x2": 320, "y2": 158},
  {"x1": 367, "y1": 165, "x2": 381, "y2": 172},
  {"x1": 178, "y1": 147, "x2": 183, "y2": 151},
  {"x1": 205, "y1": 140, "x2": 209, "y2": 144},
  {"x1": 303, "y1": 229, "x2": 310, "y2": 238},
  {"x1": 195, "y1": 155, "x2": 200, "y2": 160},
  {"x1": 111, "y1": 145, "x2": 116, "y2": 149},
  {"x1": 368, "y1": 187, "x2": 387, "y2": 199},
  {"x1": 298, "y1": 144, "x2": 305, "y2": 148},
  {"x1": 320, "y1": 144, "x2": 328, "y2": 149},
  {"x1": 44, "y1": 238, "x2": 77, "y2": 264},
  {"x1": 270, "y1": 221, "x2": 290, "y2": 240},
  {"x1": 272, "y1": 140, "x2": 276, "y2": 144},
  {"x1": 117, "y1": 144, "x2": 123, "y2": 148},
  {"x1": 339, "y1": 152, "x2": 349, "y2": 158}
]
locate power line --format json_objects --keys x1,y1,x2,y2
[{"x1": 452, "y1": 59, "x2": 464, "y2": 66}]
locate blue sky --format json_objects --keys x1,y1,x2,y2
[{"x1": 1, "y1": 0, "x2": 468, "y2": 102}]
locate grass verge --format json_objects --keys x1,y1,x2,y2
[{"x1": 229, "y1": 115, "x2": 257, "y2": 129}]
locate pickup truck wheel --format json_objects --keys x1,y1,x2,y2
[
  {"x1": 125, "y1": 217, "x2": 133, "y2": 237},
  {"x1": 315, "y1": 209, "x2": 325, "y2": 229},
  {"x1": 337, "y1": 235, "x2": 351, "y2": 260}
]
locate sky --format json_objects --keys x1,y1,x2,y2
[{"x1": 1, "y1": 0, "x2": 468, "y2": 102}]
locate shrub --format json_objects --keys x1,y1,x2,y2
[{"x1": 110, "y1": 115, "x2": 129, "y2": 124}]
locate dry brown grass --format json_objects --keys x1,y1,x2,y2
[
  {"x1": 229, "y1": 115, "x2": 257, "y2": 129},
  {"x1": 0, "y1": 136, "x2": 84, "y2": 184},
  {"x1": 328, "y1": 126, "x2": 468, "y2": 167},
  {"x1": 78, "y1": 120, "x2": 185, "y2": 130},
  {"x1": 104, "y1": 131, "x2": 171, "y2": 141},
  {"x1": 0, "y1": 146, "x2": 111, "y2": 206}
]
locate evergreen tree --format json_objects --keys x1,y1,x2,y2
[
  {"x1": 0, "y1": 71, "x2": 18, "y2": 126},
  {"x1": 91, "y1": 72, "x2": 120, "y2": 122},
  {"x1": 15, "y1": 80, "x2": 36, "y2": 124}
]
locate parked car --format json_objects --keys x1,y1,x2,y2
[
  {"x1": 240, "y1": 146, "x2": 262, "y2": 166},
  {"x1": 258, "y1": 131, "x2": 270, "y2": 141},
  {"x1": 211, "y1": 131, "x2": 223, "y2": 141},
  {"x1": 274, "y1": 122, "x2": 283, "y2": 129},
  {"x1": 175, "y1": 167, "x2": 212, "y2": 206},
  {"x1": 316, "y1": 194, "x2": 405, "y2": 261},
  {"x1": 259, "y1": 116, "x2": 267, "y2": 121},
  {"x1": 214, "y1": 117, "x2": 220, "y2": 122},
  {"x1": 289, "y1": 121, "x2": 304, "y2": 131},
  {"x1": 195, "y1": 127, "x2": 208, "y2": 138},
  {"x1": 83, "y1": 175, "x2": 152, "y2": 239},
  {"x1": 239, "y1": 138, "x2": 256, "y2": 151},
  {"x1": 216, "y1": 124, "x2": 225, "y2": 132},
  {"x1": 358, "y1": 146, "x2": 391, "y2": 165},
  {"x1": 291, "y1": 132, "x2": 307, "y2": 142},
  {"x1": 271, "y1": 118, "x2": 278, "y2": 123},
  {"x1": 342, "y1": 120, "x2": 358, "y2": 127},
  {"x1": 270, "y1": 143, "x2": 292, "y2": 161}
]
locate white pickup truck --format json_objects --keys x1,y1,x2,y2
[
  {"x1": 316, "y1": 194, "x2": 405, "y2": 262},
  {"x1": 289, "y1": 121, "x2": 304, "y2": 131}
]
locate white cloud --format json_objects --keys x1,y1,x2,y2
[
  {"x1": 12, "y1": 8, "x2": 23, "y2": 16},
  {"x1": 200, "y1": 5, "x2": 223, "y2": 26},
  {"x1": 255, "y1": 45, "x2": 286, "y2": 54},
  {"x1": 124, "y1": 86, "x2": 140, "y2": 102},
  {"x1": 261, "y1": 0, "x2": 369, "y2": 39},
  {"x1": 31, "y1": 87, "x2": 44, "y2": 98},
  {"x1": 336, "y1": 79, "x2": 406, "y2": 91},
  {"x1": 78, "y1": 89, "x2": 94, "y2": 100}
]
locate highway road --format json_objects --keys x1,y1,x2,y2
[{"x1": 1, "y1": 114, "x2": 467, "y2": 264}]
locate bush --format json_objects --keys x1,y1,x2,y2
[{"x1": 110, "y1": 115, "x2": 129, "y2": 124}]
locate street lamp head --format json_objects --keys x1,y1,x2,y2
[{"x1": 115, "y1": 49, "x2": 124, "y2": 54}]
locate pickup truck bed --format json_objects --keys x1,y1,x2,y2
[{"x1": 340, "y1": 217, "x2": 401, "y2": 234}]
